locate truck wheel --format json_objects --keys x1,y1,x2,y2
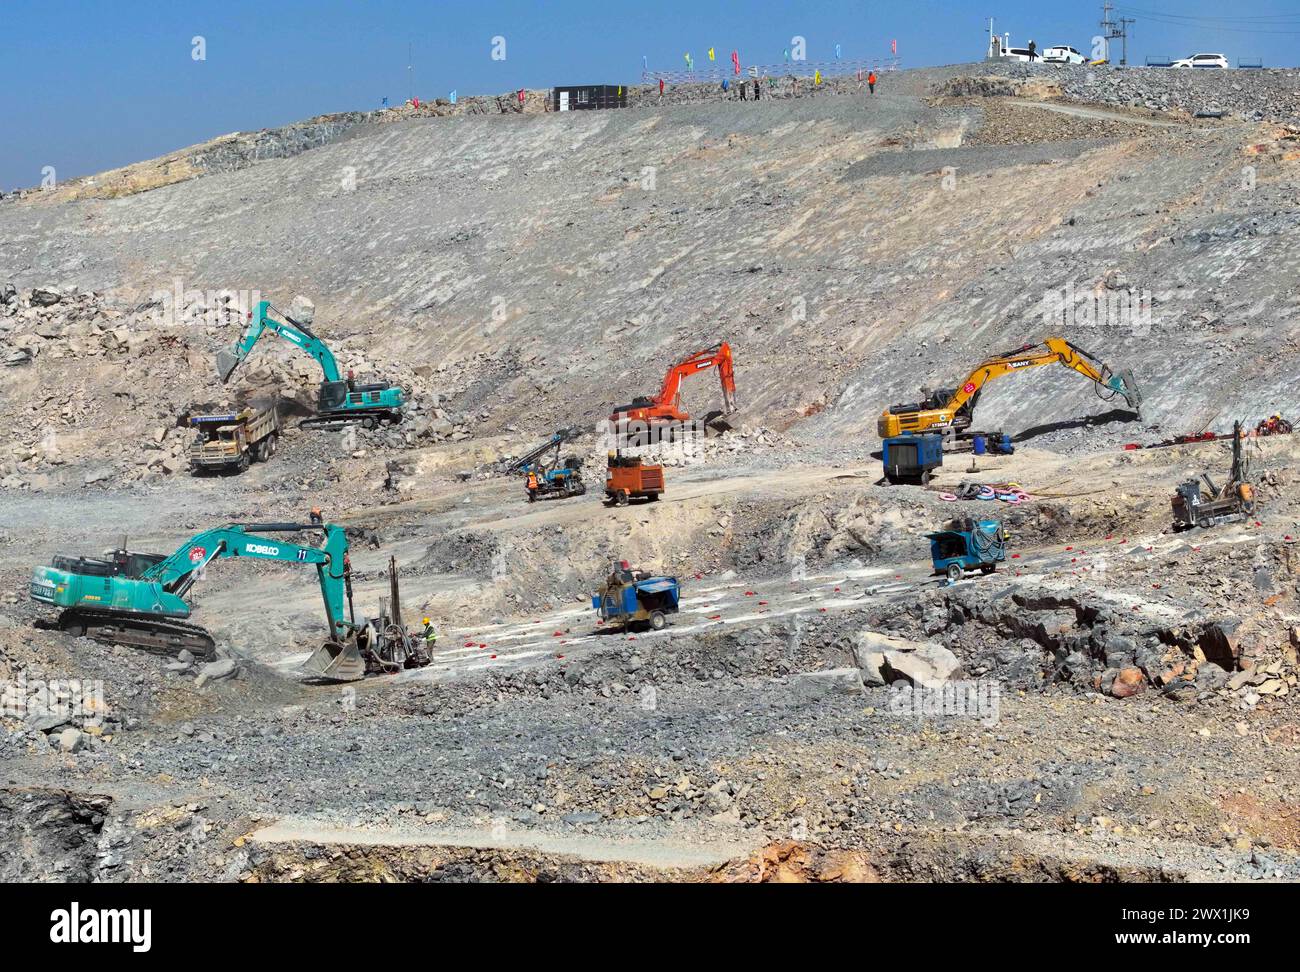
[
  {"x1": 616, "y1": 490, "x2": 629, "y2": 507},
  {"x1": 946, "y1": 563, "x2": 963, "y2": 582},
  {"x1": 647, "y1": 492, "x2": 660, "y2": 502},
  {"x1": 649, "y1": 610, "x2": 667, "y2": 631},
  {"x1": 362, "y1": 417, "x2": 377, "y2": 430},
  {"x1": 981, "y1": 563, "x2": 996, "y2": 575},
  {"x1": 1197, "y1": 515, "x2": 1212, "y2": 529},
  {"x1": 237, "y1": 454, "x2": 250, "y2": 473},
  {"x1": 268, "y1": 434, "x2": 278, "y2": 457}
]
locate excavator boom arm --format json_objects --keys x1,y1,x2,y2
[
  {"x1": 943, "y1": 337, "x2": 1139, "y2": 413},
  {"x1": 653, "y1": 343, "x2": 737, "y2": 413},
  {"x1": 217, "y1": 300, "x2": 343, "y2": 385},
  {"x1": 141, "y1": 523, "x2": 351, "y2": 640}
]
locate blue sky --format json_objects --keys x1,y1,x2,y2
[{"x1": 3, "y1": 0, "x2": 1298, "y2": 190}]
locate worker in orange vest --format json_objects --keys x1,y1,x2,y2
[
  {"x1": 526, "y1": 469, "x2": 539, "y2": 502},
  {"x1": 867, "y1": 71, "x2": 877, "y2": 95}
]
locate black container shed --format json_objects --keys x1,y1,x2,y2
[{"x1": 553, "y1": 85, "x2": 626, "y2": 111}]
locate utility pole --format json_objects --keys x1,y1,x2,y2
[
  {"x1": 407, "y1": 42, "x2": 414, "y2": 101},
  {"x1": 1100, "y1": 2, "x2": 1134, "y2": 65}
]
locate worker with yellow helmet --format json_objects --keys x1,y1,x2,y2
[{"x1": 421, "y1": 617, "x2": 437, "y2": 647}]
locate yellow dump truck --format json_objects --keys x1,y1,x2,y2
[{"x1": 189, "y1": 407, "x2": 280, "y2": 474}]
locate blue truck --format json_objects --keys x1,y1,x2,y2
[
  {"x1": 593, "y1": 565, "x2": 680, "y2": 631},
  {"x1": 927, "y1": 517, "x2": 1006, "y2": 582}
]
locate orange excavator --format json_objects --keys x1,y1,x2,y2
[
  {"x1": 878, "y1": 337, "x2": 1141, "y2": 438},
  {"x1": 610, "y1": 342, "x2": 738, "y2": 431}
]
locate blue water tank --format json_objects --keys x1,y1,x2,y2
[{"x1": 972, "y1": 434, "x2": 987, "y2": 455}]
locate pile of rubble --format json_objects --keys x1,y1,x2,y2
[
  {"x1": 955, "y1": 62, "x2": 1300, "y2": 125},
  {"x1": 863, "y1": 584, "x2": 1299, "y2": 708},
  {"x1": 1, "y1": 283, "x2": 138, "y2": 359},
  {"x1": 588, "y1": 424, "x2": 795, "y2": 473},
  {"x1": 0, "y1": 285, "x2": 497, "y2": 489}
]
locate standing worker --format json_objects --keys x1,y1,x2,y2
[
  {"x1": 1027, "y1": 40, "x2": 1037, "y2": 61},
  {"x1": 867, "y1": 70, "x2": 877, "y2": 95},
  {"x1": 421, "y1": 617, "x2": 437, "y2": 649},
  {"x1": 526, "y1": 468, "x2": 539, "y2": 502}
]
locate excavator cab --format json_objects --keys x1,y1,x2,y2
[
  {"x1": 318, "y1": 380, "x2": 351, "y2": 412},
  {"x1": 50, "y1": 549, "x2": 166, "y2": 580}
]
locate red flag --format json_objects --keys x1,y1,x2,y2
[{"x1": 731, "y1": 49, "x2": 740, "y2": 75}]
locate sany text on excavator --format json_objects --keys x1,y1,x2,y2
[
  {"x1": 610, "y1": 342, "x2": 737, "y2": 434},
  {"x1": 878, "y1": 338, "x2": 1141, "y2": 439},
  {"x1": 218, "y1": 300, "x2": 406, "y2": 429},
  {"x1": 30, "y1": 523, "x2": 429, "y2": 681}
]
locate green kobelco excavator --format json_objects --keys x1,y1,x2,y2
[
  {"x1": 217, "y1": 300, "x2": 406, "y2": 429},
  {"x1": 30, "y1": 522, "x2": 429, "y2": 681}
]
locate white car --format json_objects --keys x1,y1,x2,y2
[
  {"x1": 1172, "y1": 53, "x2": 1229, "y2": 69},
  {"x1": 1042, "y1": 46, "x2": 1086, "y2": 64}
]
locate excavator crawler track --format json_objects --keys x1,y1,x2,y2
[
  {"x1": 299, "y1": 409, "x2": 401, "y2": 431},
  {"x1": 54, "y1": 609, "x2": 217, "y2": 661}
]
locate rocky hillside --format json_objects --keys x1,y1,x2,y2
[{"x1": 2, "y1": 62, "x2": 1299, "y2": 484}]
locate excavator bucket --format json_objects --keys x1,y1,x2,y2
[
  {"x1": 301, "y1": 638, "x2": 366, "y2": 682},
  {"x1": 700, "y1": 408, "x2": 742, "y2": 435},
  {"x1": 216, "y1": 346, "x2": 241, "y2": 384}
]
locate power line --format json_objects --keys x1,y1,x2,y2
[
  {"x1": 1116, "y1": 6, "x2": 1300, "y2": 32},
  {"x1": 1117, "y1": 6, "x2": 1300, "y2": 23},
  {"x1": 1119, "y1": 13, "x2": 1300, "y2": 34}
]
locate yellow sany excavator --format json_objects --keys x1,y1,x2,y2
[{"x1": 877, "y1": 337, "x2": 1141, "y2": 438}]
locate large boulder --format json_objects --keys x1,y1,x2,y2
[
  {"x1": 853, "y1": 630, "x2": 960, "y2": 689},
  {"x1": 288, "y1": 295, "x2": 315, "y2": 325},
  {"x1": 195, "y1": 658, "x2": 239, "y2": 687}
]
